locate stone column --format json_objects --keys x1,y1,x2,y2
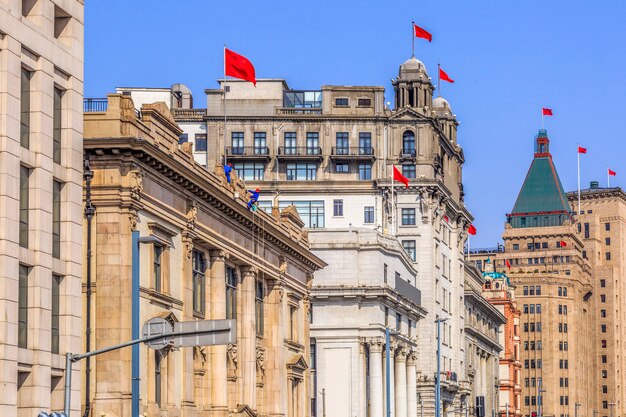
[
  {"x1": 395, "y1": 347, "x2": 408, "y2": 417},
  {"x1": 209, "y1": 250, "x2": 229, "y2": 417},
  {"x1": 265, "y1": 278, "x2": 286, "y2": 415},
  {"x1": 240, "y1": 266, "x2": 257, "y2": 410},
  {"x1": 369, "y1": 339, "x2": 384, "y2": 417},
  {"x1": 407, "y1": 351, "x2": 418, "y2": 417},
  {"x1": 388, "y1": 344, "x2": 395, "y2": 415}
]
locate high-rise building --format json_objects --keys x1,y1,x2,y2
[
  {"x1": 0, "y1": 1, "x2": 84, "y2": 416},
  {"x1": 566, "y1": 183, "x2": 626, "y2": 417},
  {"x1": 121, "y1": 56, "x2": 498, "y2": 417}
]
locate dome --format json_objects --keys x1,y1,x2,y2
[
  {"x1": 433, "y1": 96, "x2": 451, "y2": 111},
  {"x1": 401, "y1": 57, "x2": 426, "y2": 72}
]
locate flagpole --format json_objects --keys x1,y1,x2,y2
[
  {"x1": 577, "y1": 144, "x2": 581, "y2": 216},
  {"x1": 223, "y1": 44, "x2": 228, "y2": 167},
  {"x1": 467, "y1": 235, "x2": 470, "y2": 261},
  {"x1": 411, "y1": 21, "x2": 415, "y2": 57},
  {"x1": 541, "y1": 109, "x2": 544, "y2": 130},
  {"x1": 437, "y1": 63, "x2": 441, "y2": 98},
  {"x1": 391, "y1": 164, "x2": 395, "y2": 236},
  {"x1": 608, "y1": 167, "x2": 610, "y2": 188}
]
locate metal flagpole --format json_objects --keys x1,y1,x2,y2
[
  {"x1": 577, "y1": 145, "x2": 581, "y2": 215},
  {"x1": 223, "y1": 44, "x2": 228, "y2": 166},
  {"x1": 438, "y1": 63, "x2": 441, "y2": 97},
  {"x1": 541, "y1": 109, "x2": 544, "y2": 130},
  {"x1": 391, "y1": 164, "x2": 395, "y2": 236},
  {"x1": 411, "y1": 21, "x2": 415, "y2": 57},
  {"x1": 608, "y1": 166, "x2": 611, "y2": 188}
]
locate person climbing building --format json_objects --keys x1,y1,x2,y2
[
  {"x1": 224, "y1": 162, "x2": 233, "y2": 183},
  {"x1": 247, "y1": 188, "x2": 260, "y2": 210}
]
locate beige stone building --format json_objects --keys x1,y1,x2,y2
[
  {"x1": 83, "y1": 94, "x2": 325, "y2": 417},
  {"x1": 566, "y1": 184, "x2": 626, "y2": 417},
  {"x1": 0, "y1": 1, "x2": 84, "y2": 416}
]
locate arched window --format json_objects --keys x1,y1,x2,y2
[{"x1": 402, "y1": 131, "x2": 416, "y2": 156}]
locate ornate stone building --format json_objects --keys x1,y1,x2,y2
[
  {"x1": 566, "y1": 184, "x2": 626, "y2": 417},
  {"x1": 481, "y1": 261, "x2": 522, "y2": 417},
  {"x1": 120, "y1": 56, "x2": 476, "y2": 417},
  {"x1": 464, "y1": 262, "x2": 506, "y2": 417},
  {"x1": 0, "y1": 1, "x2": 84, "y2": 416},
  {"x1": 83, "y1": 94, "x2": 325, "y2": 417}
]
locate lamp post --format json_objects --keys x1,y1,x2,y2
[
  {"x1": 537, "y1": 387, "x2": 546, "y2": 417},
  {"x1": 575, "y1": 402, "x2": 581, "y2": 417},
  {"x1": 608, "y1": 403, "x2": 615, "y2": 417},
  {"x1": 131, "y1": 232, "x2": 160, "y2": 417},
  {"x1": 435, "y1": 317, "x2": 450, "y2": 417}
]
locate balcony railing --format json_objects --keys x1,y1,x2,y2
[
  {"x1": 399, "y1": 149, "x2": 417, "y2": 159},
  {"x1": 275, "y1": 107, "x2": 322, "y2": 115},
  {"x1": 277, "y1": 146, "x2": 323, "y2": 158},
  {"x1": 225, "y1": 146, "x2": 271, "y2": 160},
  {"x1": 330, "y1": 146, "x2": 375, "y2": 160},
  {"x1": 171, "y1": 108, "x2": 206, "y2": 120},
  {"x1": 83, "y1": 98, "x2": 108, "y2": 112}
]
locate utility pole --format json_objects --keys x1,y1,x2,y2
[
  {"x1": 609, "y1": 403, "x2": 615, "y2": 417},
  {"x1": 435, "y1": 317, "x2": 449, "y2": 417},
  {"x1": 506, "y1": 403, "x2": 509, "y2": 417},
  {"x1": 575, "y1": 402, "x2": 581, "y2": 417},
  {"x1": 320, "y1": 389, "x2": 326, "y2": 417}
]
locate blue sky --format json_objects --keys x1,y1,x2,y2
[{"x1": 85, "y1": 1, "x2": 626, "y2": 247}]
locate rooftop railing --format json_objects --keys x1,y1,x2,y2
[{"x1": 83, "y1": 98, "x2": 108, "y2": 112}]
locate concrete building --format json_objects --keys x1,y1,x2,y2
[
  {"x1": 83, "y1": 94, "x2": 325, "y2": 417},
  {"x1": 0, "y1": 1, "x2": 84, "y2": 416},
  {"x1": 481, "y1": 261, "x2": 522, "y2": 417},
  {"x1": 464, "y1": 262, "x2": 506, "y2": 417},
  {"x1": 566, "y1": 184, "x2": 626, "y2": 417}
]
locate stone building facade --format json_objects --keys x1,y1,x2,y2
[
  {"x1": 0, "y1": 1, "x2": 84, "y2": 416},
  {"x1": 481, "y1": 262, "x2": 522, "y2": 417},
  {"x1": 566, "y1": 184, "x2": 626, "y2": 417},
  {"x1": 464, "y1": 262, "x2": 506, "y2": 417},
  {"x1": 83, "y1": 94, "x2": 325, "y2": 417}
]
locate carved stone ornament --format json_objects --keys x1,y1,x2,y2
[
  {"x1": 227, "y1": 343, "x2": 238, "y2": 369},
  {"x1": 129, "y1": 167, "x2": 144, "y2": 200},
  {"x1": 182, "y1": 233, "x2": 194, "y2": 259},
  {"x1": 186, "y1": 200, "x2": 198, "y2": 231},
  {"x1": 256, "y1": 343, "x2": 266, "y2": 379},
  {"x1": 128, "y1": 208, "x2": 138, "y2": 231}
]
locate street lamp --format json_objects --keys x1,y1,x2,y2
[
  {"x1": 132, "y1": 232, "x2": 160, "y2": 417},
  {"x1": 575, "y1": 402, "x2": 581, "y2": 417},
  {"x1": 537, "y1": 388, "x2": 546, "y2": 417},
  {"x1": 608, "y1": 402, "x2": 616, "y2": 417},
  {"x1": 435, "y1": 317, "x2": 450, "y2": 417}
]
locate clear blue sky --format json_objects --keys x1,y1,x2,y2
[{"x1": 85, "y1": 0, "x2": 626, "y2": 247}]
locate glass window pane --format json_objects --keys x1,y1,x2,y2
[
  {"x1": 20, "y1": 166, "x2": 29, "y2": 248},
  {"x1": 53, "y1": 88, "x2": 63, "y2": 163},
  {"x1": 21, "y1": 68, "x2": 31, "y2": 148}
]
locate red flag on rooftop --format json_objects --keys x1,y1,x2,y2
[
  {"x1": 542, "y1": 108, "x2": 553, "y2": 116},
  {"x1": 505, "y1": 259, "x2": 511, "y2": 270},
  {"x1": 609, "y1": 168, "x2": 617, "y2": 176},
  {"x1": 414, "y1": 24, "x2": 432, "y2": 42},
  {"x1": 468, "y1": 224, "x2": 477, "y2": 235},
  {"x1": 578, "y1": 146, "x2": 587, "y2": 154},
  {"x1": 393, "y1": 165, "x2": 410, "y2": 188},
  {"x1": 560, "y1": 241, "x2": 567, "y2": 247},
  {"x1": 439, "y1": 67, "x2": 455, "y2": 83},
  {"x1": 225, "y1": 48, "x2": 256, "y2": 86}
]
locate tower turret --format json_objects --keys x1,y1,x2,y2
[{"x1": 392, "y1": 57, "x2": 434, "y2": 109}]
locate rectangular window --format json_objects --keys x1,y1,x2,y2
[
  {"x1": 402, "y1": 164, "x2": 416, "y2": 179},
  {"x1": 600, "y1": 279, "x2": 606, "y2": 288},
  {"x1": 536, "y1": 304, "x2": 541, "y2": 313},
  {"x1": 51, "y1": 274, "x2": 61, "y2": 354},
  {"x1": 529, "y1": 286, "x2": 535, "y2": 296},
  {"x1": 335, "y1": 132, "x2": 349, "y2": 154},
  {"x1": 335, "y1": 98, "x2": 349, "y2": 106},
  {"x1": 601, "y1": 294, "x2": 606, "y2": 302},
  {"x1": 523, "y1": 286, "x2": 528, "y2": 296},
  {"x1": 582, "y1": 250, "x2": 587, "y2": 259},
  {"x1": 259, "y1": 200, "x2": 324, "y2": 228},
  {"x1": 284, "y1": 132, "x2": 297, "y2": 153},
  {"x1": 20, "y1": 166, "x2": 30, "y2": 248},
  {"x1": 601, "y1": 309, "x2": 606, "y2": 317},
  {"x1": 384, "y1": 264, "x2": 388, "y2": 283},
  {"x1": 335, "y1": 162, "x2": 349, "y2": 173},
  {"x1": 53, "y1": 87, "x2": 63, "y2": 163},
  {"x1": 513, "y1": 244, "x2": 519, "y2": 250},
  {"x1": 606, "y1": 252, "x2": 611, "y2": 261},
  {"x1": 255, "y1": 280, "x2": 264, "y2": 335},
  {"x1": 529, "y1": 304, "x2": 535, "y2": 314},
  {"x1": 155, "y1": 351, "x2": 162, "y2": 407},
  {"x1": 584, "y1": 223, "x2": 589, "y2": 238},
  {"x1": 153, "y1": 245, "x2": 163, "y2": 292},
  {"x1": 195, "y1": 134, "x2": 207, "y2": 152},
  {"x1": 523, "y1": 304, "x2": 529, "y2": 314},
  {"x1": 192, "y1": 250, "x2": 205, "y2": 315},
  {"x1": 605, "y1": 237, "x2": 611, "y2": 246},
  {"x1": 233, "y1": 162, "x2": 265, "y2": 181},
  {"x1": 401, "y1": 208, "x2": 416, "y2": 225},
  {"x1": 226, "y1": 267, "x2": 237, "y2": 319},
  {"x1": 396, "y1": 312, "x2": 401, "y2": 331},
  {"x1": 333, "y1": 199, "x2": 343, "y2": 216},
  {"x1": 541, "y1": 242, "x2": 548, "y2": 249},
  {"x1": 602, "y1": 355, "x2": 607, "y2": 363},
  {"x1": 357, "y1": 98, "x2": 371, "y2": 107},
  {"x1": 231, "y1": 132, "x2": 244, "y2": 153},
  {"x1": 358, "y1": 163, "x2": 372, "y2": 180},
  {"x1": 289, "y1": 305, "x2": 297, "y2": 341},
  {"x1": 364, "y1": 206, "x2": 374, "y2": 224},
  {"x1": 286, "y1": 163, "x2": 317, "y2": 181},
  {"x1": 52, "y1": 181, "x2": 62, "y2": 259},
  {"x1": 605, "y1": 222, "x2": 610, "y2": 231},
  {"x1": 602, "y1": 386, "x2": 608, "y2": 394},
  {"x1": 358, "y1": 132, "x2": 372, "y2": 154},
  {"x1": 402, "y1": 240, "x2": 416, "y2": 261},
  {"x1": 21, "y1": 68, "x2": 32, "y2": 148},
  {"x1": 536, "y1": 286, "x2": 541, "y2": 295},
  {"x1": 253, "y1": 132, "x2": 267, "y2": 154},
  {"x1": 306, "y1": 132, "x2": 319, "y2": 154},
  {"x1": 19, "y1": 265, "x2": 29, "y2": 348}
]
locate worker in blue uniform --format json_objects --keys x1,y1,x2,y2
[
  {"x1": 247, "y1": 188, "x2": 260, "y2": 210},
  {"x1": 224, "y1": 162, "x2": 233, "y2": 183}
]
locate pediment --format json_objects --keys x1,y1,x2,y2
[
  {"x1": 235, "y1": 404, "x2": 257, "y2": 416},
  {"x1": 287, "y1": 354, "x2": 309, "y2": 373},
  {"x1": 389, "y1": 107, "x2": 431, "y2": 121}
]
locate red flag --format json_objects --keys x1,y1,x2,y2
[
  {"x1": 225, "y1": 48, "x2": 256, "y2": 86},
  {"x1": 608, "y1": 168, "x2": 617, "y2": 176},
  {"x1": 578, "y1": 146, "x2": 587, "y2": 154},
  {"x1": 393, "y1": 165, "x2": 409, "y2": 188},
  {"x1": 439, "y1": 67, "x2": 455, "y2": 83},
  {"x1": 560, "y1": 241, "x2": 567, "y2": 247},
  {"x1": 468, "y1": 224, "x2": 477, "y2": 235},
  {"x1": 414, "y1": 24, "x2": 432, "y2": 42},
  {"x1": 443, "y1": 215, "x2": 449, "y2": 223},
  {"x1": 505, "y1": 259, "x2": 511, "y2": 270},
  {"x1": 542, "y1": 108, "x2": 553, "y2": 116}
]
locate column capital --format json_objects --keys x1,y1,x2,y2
[
  {"x1": 241, "y1": 265, "x2": 259, "y2": 277},
  {"x1": 395, "y1": 346, "x2": 408, "y2": 362},
  {"x1": 368, "y1": 337, "x2": 385, "y2": 353},
  {"x1": 210, "y1": 249, "x2": 230, "y2": 261},
  {"x1": 407, "y1": 350, "x2": 418, "y2": 365}
]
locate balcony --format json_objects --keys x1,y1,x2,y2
[
  {"x1": 171, "y1": 108, "x2": 206, "y2": 120},
  {"x1": 330, "y1": 147, "x2": 375, "y2": 161},
  {"x1": 398, "y1": 149, "x2": 416, "y2": 161},
  {"x1": 83, "y1": 98, "x2": 108, "y2": 112},
  {"x1": 225, "y1": 146, "x2": 271, "y2": 161},
  {"x1": 277, "y1": 146, "x2": 323, "y2": 161},
  {"x1": 275, "y1": 107, "x2": 322, "y2": 116}
]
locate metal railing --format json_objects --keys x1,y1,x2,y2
[
  {"x1": 171, "y1": 108, "x2": 206, "y2": 119},
  {"x1": 225, "y1": 146, "x2": 270, "y2": 156},
  {"x1": 331, "y1": 146, "x2": 374, "y2": 156},
  {"x1": 275, "y1": 107, "x2": 322, "y2": 115},
  {"x1": 278, "y1": 146, "x2": 322, "y2": 156},
  {"x1": 83, "y1": 98, "x2": 108, "y2": 112},
  {"x1": 399, "y1": 149, "x2": 416, "y2": 158}
]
